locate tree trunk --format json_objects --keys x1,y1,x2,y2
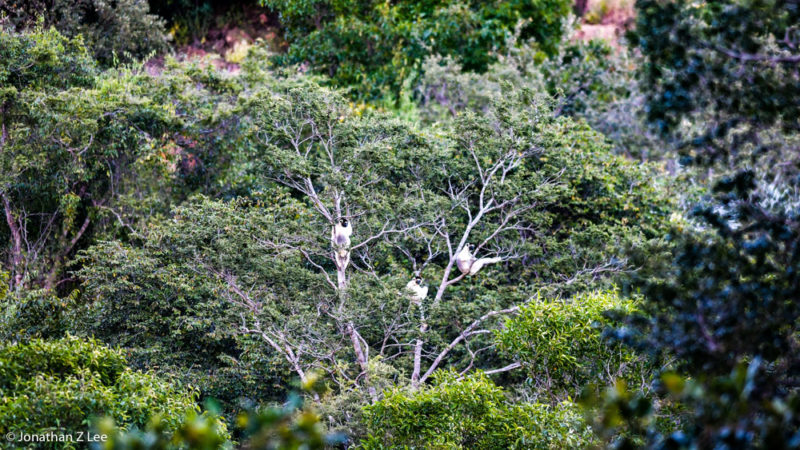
[
  {"x1": 410, "y1": 322, "x2": 428, "y2": 389},
  {"x1": 333, "y1": 246, "x2": 377, "y2": 401},
  {"x1": 433, "y1": 260, "x2": 455, "y2": 305},
  {"x1": 43, "y1": 214, "x2": 91, "y2": 291},
  {"x1": 574, "y1": 0, "x2": 589, "y2": 17},
  {"x1": 1, "y1": 193, "x2": 24, "y2": 290}
]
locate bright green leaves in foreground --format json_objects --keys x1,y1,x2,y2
[
  {"x1": 496, "y1": 290, "x2": 651, "y2": 396},
  {"x1": 362, "y1": 370, "x2": 593, "y2": 449},
  {"x1": 0, "y1": 336, "x2": 209, "y2": 443}
]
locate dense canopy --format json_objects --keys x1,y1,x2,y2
[{"x1": 1, "y1": 0, "x2": 798, "y2": 448}]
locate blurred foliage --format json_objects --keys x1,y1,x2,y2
[
  {"x1": 95, "y1": 410, "x2": 231, "y2": 450},
  {"x1": 582, "y1": 360, "x2": 800, "y2": 449},
  {"x1": 1, "y1": 0, "x2": 168, "y2": 64},
  {"x1": 0, "y1": 335, "x2": 208, "y2": 448},
  {"x1": 95, "y1": 374, "x2": 342, "y2": 449},
  {"x1": 261, "y1": 0, "x2": 572, "y2": 99},
  {"x1": 414, "y1": 31, "x2": 669, "y2": 162},
  {"x1": 586, "y1": 177, "x2": 800, "y2": 447},
  {"x1": 361, "y1": 370, "x2": 594, "y2": 449},
  {"x1": 630, "y1": 0, "x2": 800, "y2": 167},
  {"x1": 577, "y1": 0, "x2": 800, "y2": 447}
]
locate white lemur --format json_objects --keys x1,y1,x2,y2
[
  {"x1": 456, "y1": 243, "x2": 502, "y2": 276},
  {"x1": 331, "y1": 218, "x2": 352, "y2": 267},
  {"x1": 405, "y1": 276, "x2": 428, "y2": 305}
]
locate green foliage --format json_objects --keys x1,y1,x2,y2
[
  {"x1": 630, "y1": 0, "x2": 800, "y2": 163},
  {"x1": 72, "y1": 68, "x2": 669, "y2": 438},
  {"x1": 587, "y1": 180, "x2": 800, "y2": 447},
  {"x1": 577, "y1": 1, "x2": 800, "y2": 447},
  {"x1": 0, "y1": 26, "x2": 97, "y2": 91},
  {"x1": 583, "y1": 361, "x2": 800, "y2": 449},
  {"x1": 0, "y1": 289, "x2": 79, "y2": 340},
  {"x1": 362, "y1": 370, "x2": 593, "y2": 449},
  {"x1": 74, "y1": 197, "x2": 295, "y2": 412},
  {"x1": 3, "y1": 0, "x2": 169, "y2": 64},
  {"x1": 415, "y1": 34, "x2": 666, "y2": 160},
  {"x1": 96, "y1": 374, "x2": 340, "y2": 449},
  {"x1": 0, "y1": 21, "x2": 695, "y2": 449},
  {"x1": 95, "y1": 410, "x2": 231, "y2": 450},
  {"x1": 0, "y1": 336, "x2": 204, "y2": 446},
  {"x1": 495, "y1": 290, "x2": 651, "y2": 397},
  {"x1": 263, "y1": 0, "x2": 572, "y2": 98},
  {"x1": 0, "y1": 26, "x2": 238, "y2": 294}
]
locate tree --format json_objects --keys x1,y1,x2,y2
[
  {"x1": 0, "y1": 27, "x2": 236, "y2": 293},
  {"x1": 76, "y1": 66, "x2": 669, "y2": 442},
  {"x1": 2, "y1": 0, "x2": 169, "y2": 65}
]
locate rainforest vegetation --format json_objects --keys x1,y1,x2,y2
[{"x1": 0, "y1": 0, "x2": 799, "y2": 448}]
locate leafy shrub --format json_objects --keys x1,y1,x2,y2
[
  {"x1": 0, "y1": 336, "x2": 204, "y2": 444},
  {"x1": 495, "y1": 290, "x2": 652, "y2": 399},
  {"x1": 0, "y1": 289, "x2": 79, "y2": 341},
  {"x1": 361, "y1": 370, "x2": 594, "y2": 449},
  {"x1": 3, "y1": 0, "x2": 168, "y2": 64},
  {"x1": 0, "y1": 26, "x2": 97, "y2": 91},
  {"x1": 263, "y1": 0, "x2": 572, "y2": 99}
]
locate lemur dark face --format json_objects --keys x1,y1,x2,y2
[
  {"x1": 468, "y1": 243, "x2": 475, "y2": 250},
  {"x1": 415, "y1": 277, "x2": 423, "y2": 284},
  {"x1": 340, "y1": 219, "x2": 349, "y2": 227}
]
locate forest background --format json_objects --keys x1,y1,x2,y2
[{"x1": 1, "y1": 0, "x2": 799, "y2": 448}]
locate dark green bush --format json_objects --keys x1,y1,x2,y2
[
  {"x1": 263, "y1": 0, "x2": 572, "y2": 99},
  {"x1": 578, "y1": 1, "x2": 800, "y2": 447},
  {"x1": 0, "y1": 25, "x2": 97, "y2": 91},
  {"x1": 3, "y1": 0, "x2": 168, "y2": 64}
]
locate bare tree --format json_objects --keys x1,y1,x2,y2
[{"x1": 218, "y1": 87, "x2": 569, "y2": 397}]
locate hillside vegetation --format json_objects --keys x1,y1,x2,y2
[{"x1": 1, "y1": 0, "x2": 799, "y2": 448}]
